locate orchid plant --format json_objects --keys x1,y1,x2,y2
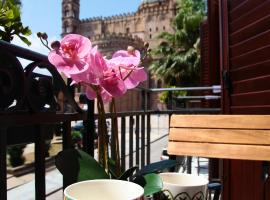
[{"x1": 48, "y1": 34, "x2": 148, "y2": 176}]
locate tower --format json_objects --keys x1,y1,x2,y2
[{"x1": 62, "y1": 0, "x2": 80, "y2": 36}]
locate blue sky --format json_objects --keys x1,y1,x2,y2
[{"x1": 13, "y1": 0, "x2": 141, "y2": 54}]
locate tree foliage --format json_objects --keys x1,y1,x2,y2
[
  {"x1": 0, "y1": 0, "x2": 31, "y2": 44},
  {"x1": 150, "y1": 0, "x2": 206, "y2": 86}
]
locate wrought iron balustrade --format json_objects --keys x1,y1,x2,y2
[{"x1": 0, "y1": 40, "x2": 89, "y2": 200}]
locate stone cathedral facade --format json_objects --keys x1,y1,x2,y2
[{"x1": 61, "y1": 0, "x2": 177, "y2": 111}]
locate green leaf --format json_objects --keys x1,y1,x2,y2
[
  {"x1": 18, "y1": 35, "x2": 31, "y2": 46},
  {"x1": 55, "y1": 149, "x2": 80, "y2": 186},
  {"x1": 4, "y1": 9, "x2": 14, "y2": 19},
  {"x1": 55, "y1": 149, "x2": 109, "y2": 186},
  {"x1": 77, "y1": 150, "x2": 109, "y2": 181},
  {"x1": 21, "y1": 26, "x2": 31, "y2": 36},
  {"x1": 143, "y1": 173, "x2": 163, "y2": 197}
]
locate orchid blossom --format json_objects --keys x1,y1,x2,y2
[
  {"x1": 48, "y1": 34, "x2": 92, "y2": 81},
  {"x1": 108, "y1": 47, "x2": 147, "y2": 89},
  {"x1": 48, "y1": 34, "x2": 148, "y2": 175}
]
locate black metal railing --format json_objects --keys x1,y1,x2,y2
[
  {"x1": 1, "y1": 40, "x2": 221, "y2": 199},
  {"x1": 0, "y1": 40, "x2": 88, "y2": 200}
]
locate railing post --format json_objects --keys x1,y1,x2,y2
[
  {"x1": 0, "y1": 127, "x2": 7, "y2": 200},
  {"x1": 187, "y1": 156, "x2": 192, "y2": 174},
  {"x1": 168, "y1": 91, "x2": 173, "y2": 110},
  {"x1": 62, "y1": 121, "x2": 72, "y2": 150},
  {"x1": 83, "y1": 99, "x2": 95, "y2": 156},
  {"x1": 129, "y1": 116, "x2": 134, "y2": 168},
  {"x1": 141, "y1": 114, "x2": 145, "y2": 168},
  {"x1": 140, "y1": 90, "x2": 146, "y2": 168},
  {"x1": 146, "y1": 90, "x2": 151, "y2": 165},
  {"x1": 135, "y1": 115, "x2": 140, "y2": 167},
  {"x1": 62, "y1": 121, "x2": 72, "y2": 189},
  {"x1": 35, "y1": 125, "x2": 46, "y2": 200},
  {"x1": 121, "y1": 117, "x2": 126, "y2": 172}
]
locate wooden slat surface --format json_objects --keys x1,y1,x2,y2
[
  {"x1": 231, "y1": 90, "x2": 270, "y2": 106},
  {"x1": 231, "y1": 105, "x2": 270, "y2": 114},
  {"x1": 230, "y1": 14, "x2": 270, "y2": 45},
  {"x1": 229, "y1": 0, "x2": 247, "y2": 12},
  {"x1": 230, "y1": 60, "x2": 270, "y2": 81},
  {"x1": 232, "y1": 75, "x2": 270, "y2": 94},
  {"x1": 230, "y1": 1, "x2": 270, "y2": 33},
  {"x1": 229, "y1": 0, "x2": 265, "y2": 21},
  {"x1": 168, "y1": 142, "x2": 270, "y2": 161},
  {"x1": 169, "y1": 128, "x2": 270, "y2": 145},
  {"x1": 230, "y1": 30, "x2": 270, "y2": 58},
  {"x1": 170, "y1": 115, "x2": 270, "y2": 129},
  {"x1": 230, "y1": 45, "x2": 270, "y2": 69}
]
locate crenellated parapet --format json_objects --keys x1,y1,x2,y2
[{"x1": 80, "y1": 12, "x2": 137, "y2": 24}]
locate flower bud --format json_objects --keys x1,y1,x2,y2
[
  {"x1": 37, "y1": 32, "x2": 42, "y2": 38},
  {"x1": 127, "y1": 46, "x2": 135, "y2": 55},
  {"x1": 144, "y1": 42, "x2": 149, "y2": 49},
  {"x1": 51, "y1": 41, "x2": 61, "y2": 50},
  {"x1": 41, "y1": 33, "x2": 48, "y2": 40}
]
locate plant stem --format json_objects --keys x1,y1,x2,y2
[
  {"x1": 110, "y1": 98, "x2": 121, "y2": 176},
  {"x1": 96, "y1": 90, "x2": 109, "y2": 173}
]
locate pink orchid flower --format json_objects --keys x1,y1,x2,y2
[
  {"x1": 108, "y1": 49, "x2": 147, "y2": 89},
  {"x1": 85, "y1": 86, "x2": 113, "y2": 103},
  {"x1": 48, "y1": 34, "x2": 92, "y2": 79},
  {"x1": 83, "y1": 48, "x2": 127, "y2": 102}
]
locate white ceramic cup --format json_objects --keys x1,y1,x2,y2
[
  {"x1": 159, "y1": 173, "x2": 208, "y2": 200},
  {"x1": 64, "y1": 179, "x2": 144, "y2": 200}
]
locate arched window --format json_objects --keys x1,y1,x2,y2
[
  {"x1": 149, "y1": 34, "x2": 152, "y2": 39},
  {"x1": 63, "y1": 22, "x2": 68, "y2": 33},
  {"x1": 156, "y1": 27, "x2": 158, "y2": 31},
  {"x1": 163, "y1": 26, "x2": 166, "y2": 31},
  {"x1": 64, "y1": 9, "x2": 69, "y2": 17}
]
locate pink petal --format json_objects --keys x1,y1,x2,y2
[
  {"x1": 77, "y1": 37, "x2": 92, "y2": 58},
  {"x1": 112, "y1": 50, "x2": 140, "y2": 60},
  {"x1": 61, "y1": 62, "x2": 89, "y2": 76},
  {"x1": 61, "y1": 34, "x2": 92, "y2": 58},
  {"x1": 101, "y1": 76, "x2": 127, "y2": 97},
  {"x1": 48, "y1": 51, "x2": 67, "y2": 66},
  {"x1": 108, "y1": 56, "x2": 140, "y2": 69},
  {"x1": 124, "y1": 69, "x2": 147, "y2": 89},
  {"x1": 85, "y1": 87, "x2": 97, "y2": 100}
]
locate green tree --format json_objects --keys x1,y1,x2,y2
[
  {"x1": 150, "y1": 0, "x2": 206, "y2": 87},
  {"x1": 0, "y1": 0, "x2": 31, "y2": 44}
]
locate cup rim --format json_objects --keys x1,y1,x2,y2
[
  {"x1": 64, "y1": 179, "x2": 144, "y2": 200},
  {"x1": 159, "y1": 172, "x2": 209, "y2": 187}
]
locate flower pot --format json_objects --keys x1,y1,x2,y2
[
  {"x1": 159, "y1": 173, "x2": 208, "y2": 200},
  {"x1": 64, "y1": 179, "x2": 144, "y2": 200}
]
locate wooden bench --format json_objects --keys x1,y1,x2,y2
[{"x1": 168, "y1": 115, "x2": 270, "y2": 161}]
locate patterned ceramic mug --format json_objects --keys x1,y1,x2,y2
[
  {"x1": 159, "y1": 173, "x2": 208, "y2": 200},
  {"x1": 64, "y1": 179, "x2": 144, "y2": 200}
]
